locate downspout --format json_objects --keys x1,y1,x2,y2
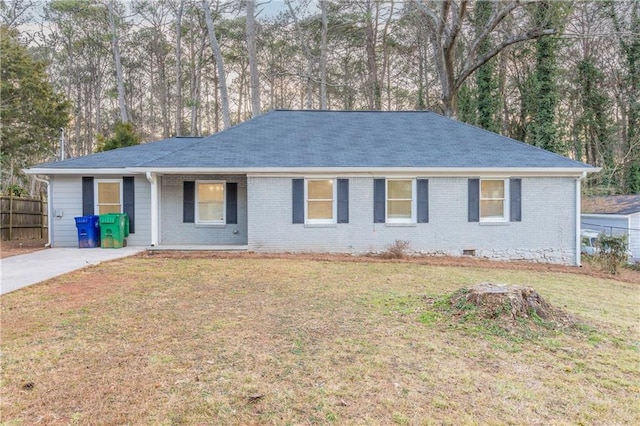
[
  {"x1": 575, "y1": 172, "x2": 587, "y2": 266},
  {"x1": 146, "y1": 171, "x2": 158, "y2": 246},
  {"x1": 32, "y1": 175, "x2": 52, "y2": 247}
]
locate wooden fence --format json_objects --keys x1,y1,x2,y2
[{"x1": 0, "y1": 195, "x2": 48, "y2": 240}]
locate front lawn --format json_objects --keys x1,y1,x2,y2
[{"x1": 1, "y1": 254, "x2": 638, "y2": 424}]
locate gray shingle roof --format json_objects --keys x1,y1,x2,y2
[
  {"x1": 30, "y1": 110, "x2": 593, "y2": 171},
  {"x1": 582, "y1": 195, "x2": 640, "y2": 215}
]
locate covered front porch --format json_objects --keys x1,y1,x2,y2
[
  {"x1": 146, "y1": 172, "x2": 248, "y2": 248},
  {"x1": 146, "y1": 244, "x2": 248, "y2": 252}
]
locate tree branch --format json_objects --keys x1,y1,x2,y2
[
  {"x1": 454, "y1": 28, "x2": 557, "y2": 93},
  {"x1": 467, "y1": 2, "x2": 519, "y2": 61}
]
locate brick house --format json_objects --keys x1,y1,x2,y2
[{"x1": 26, "y1": 110, "x2": 598, "y2": 265}]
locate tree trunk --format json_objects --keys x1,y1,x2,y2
[
  {"x1": 319, "y1": 0, "x2": 328, "y2": 110},
  {"x1": 286, "y1": 0, "x2": 314, "y2": 109},
  {"x1": 246, "y1": 0, "x2": 261, "y2": 117},
  {"x1": 202, "y1": 0, "x2": 231, "y2": 129},
  {"x1": 365, "y1": 1, "x2": 381, "y2": 110},
  {"x1": 107, "y1": 0, "x2": 128, "y2": 123},
  {"x1": 175, "y1": 0, "x2": 184, "y2": 136},
  {"x1": 382, "y1": 1, "x2": 395, "y2": 110}
]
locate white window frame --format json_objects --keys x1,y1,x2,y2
[
  {"x1": 386, "y1": 178, "x2": 416, "y2": 224},
  {"x1": 305, "y1": 178, "x2": 337, "y2": 225},
  {"x1": 480, "y1": 178, "x2": 509, "y2": 223},
  {"x1": 95, "y1": 179, "x2": 122, "y2": 215},
  {"x1": 195, "y1": 180, "x2": 226, "y2": 225}
]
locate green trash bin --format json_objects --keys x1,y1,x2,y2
[{"x1": 99, "y1": 213, "x2": 128, "y2": 248}]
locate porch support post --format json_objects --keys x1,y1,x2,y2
[{"x1": 146, "y1": 172, "x2": 159, "y2": 246}]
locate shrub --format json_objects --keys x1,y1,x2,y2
[
  {"x1": 381, "y1": 240, "x2": 411, "y2": 259},
  {"x1": 96, "y1": 122, "x2": 140, "y2": 152},
  {"x1": 594, "y1": 233, "x2": 629, "y2": 274}
]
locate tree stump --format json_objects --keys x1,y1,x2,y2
[{"x1": 452, "y1": 283, "x2": 555, "y2": 321}]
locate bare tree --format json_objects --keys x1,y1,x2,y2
[
  {"x1": 414, "y1": 0, "x2": 555, "y2": 117},
  {"x1": 202, "y1": 0, "x2": 231, "y2": 129},
  {"x1": 319, "y1": 0, "x2": 328, "y2": 109},
  {"x1": 286, "y1": 0, "x2": 314, "y2": 109},
  {"x1": 107, "y1": 0, "x2": 129, "y2": 123},
  {"x1": 175, "y1": 0, "x2": 185, "y2": 135},
  {"x1": 246, "y1": 0, "x2": 261, "y2": 117},
  {"x1": 0, "y1": 0, "x2": 35, "y2": 29}
]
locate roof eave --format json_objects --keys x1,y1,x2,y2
[
  {"x1": 26, "y1": 166, "x2": 599, "y2": 177},
  {"x1": 581, "y1": 213, "x2": 634, "y2": 218}
]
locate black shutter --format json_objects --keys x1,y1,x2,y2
[
  {"x1": 226, "y1": 182, "x2": 238, "y2": 224},
  {"x1": 292, "y1": 179, "x2": 304, "y2": 224},
  {"x1": 183, "y1": 181, "x2": 195, "y2": 223},
  {"x1": 82, "y1": 177, "x2": 94, "y2": 216},
  {"x1": 417, "y1": 179, "x2": 429, "y2": 223},
  {"x1": 337, "y1": 179, "x2": 349, "y2": 224},
  {"x1": 374, "y1": 179, "x2": 385, "y2": 223},
  {"x1": 468, "y1": 179, "x2": 480, "y2": 222},
  {"x1": 510, "y1": 178, "x2": 522, "y2": 222},
  {"x1": 123, "y1": 176, "x2": 135, "y2": 233}
]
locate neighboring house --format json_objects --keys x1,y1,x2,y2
[
  {"x1": 26, "y1": 110, "x2": 598, "y2": 265},
  {"x1": 581, "y1": 195, "x2": 640, "y2": 262}
]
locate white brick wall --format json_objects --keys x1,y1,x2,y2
[
  {"x1": 160, "y1": 174, "x2": 247, "y2": 245},
  {"x1": 247, "y1": 176, "x2": 577, "y2": 264},
  {"x1": 50, "y1": 173, "x2": 578, "y2": 264}
]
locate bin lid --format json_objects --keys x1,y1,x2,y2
[{"x1": 99, "y1": 215, "x2": 117, "y2": 224}]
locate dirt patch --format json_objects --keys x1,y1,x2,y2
[
  {"x1": 0, "y1": 239, "x2": 48, "y2": 258},
  {"x1": 143, "y1": 250, "x2": 640, "y2": 284}
]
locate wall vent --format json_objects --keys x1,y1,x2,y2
[{"x1": 462, "y1": 249, "x2": 476, "y2": 256}]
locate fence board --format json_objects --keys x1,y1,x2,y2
[{"x1": 1, "y1": 195, "x2": 48, "y2": 240}]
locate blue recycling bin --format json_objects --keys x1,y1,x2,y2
[{"x1": 74, "y1": 215, "x2": 100, "y2": 248}]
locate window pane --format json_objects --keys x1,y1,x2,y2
[
  {"x1": 388, "y1": 180, "x2": 412, "y2": 199},
  {"x1": 198, "y1": 183, "x2": 224, "y2": 203},
  {"x1": 98, "y1": 182, "x2": 120, "y2": 204},
  {"x1": 308, "y1": 200, "x2": 333, "y2": 219},
  {"x1": 308, "y1": 180, "x2": 333, "y2": 199},
  {"x1": 481, "y1": 200, "x2": 504, "y2": 218},
  {"x1": 388, "y1": 200, "x2": 412, "y2": 218},
  {"x1": 99, "y1": 205, "x2": 121, "y2": 215},
  {"x1": 198, "y1": 202, "x2": 224, "y2": 221},
  {"x1": 481, "y1": 180, "x2": 504, "y2": 199}
]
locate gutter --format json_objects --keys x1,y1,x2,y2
[
  {"x1": 25, "y1": 166, "x2": 601, "y2": 177},
  {"x1": 31, "y1": 175, "x2": 52, "y2": 247}
]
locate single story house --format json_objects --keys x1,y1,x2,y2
[
  {"x1": 26, "y1": 110, "x2": 598, "y2": 265},
  {"x1": 581, "y1": 195, "x2": 640, "y2": 262}
]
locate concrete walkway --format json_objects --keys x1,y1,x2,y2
[{"x1": 0, "y1": 247, "x2": 145, "y2": 295}]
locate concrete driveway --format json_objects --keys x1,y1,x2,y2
[{"x1": 0, "y1": 247, "x2": 145, "y2": 295}]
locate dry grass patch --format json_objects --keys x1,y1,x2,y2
[{"x1": 1, "y1": 254, "x2": 638, "y2": 424}]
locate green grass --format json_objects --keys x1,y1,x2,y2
[{"x1": 1, "y1": 254, "x2": 638, "y2": 424}]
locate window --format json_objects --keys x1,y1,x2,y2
[
  {"x1": 196, "y1": 181, "x2": 225, "y2": 223},
  {"x1": 480, "y1": 179, "x2": 508, "y2": 221},
  {"x1": 306, "y1": 179, "x2": 336, "y2": 223},
  {"x1": 386, "y1": 179, "x2": 415, "y2": 223},
  {"x1": 96, "y1": 180, "x2": 121, "y2": 214}
]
